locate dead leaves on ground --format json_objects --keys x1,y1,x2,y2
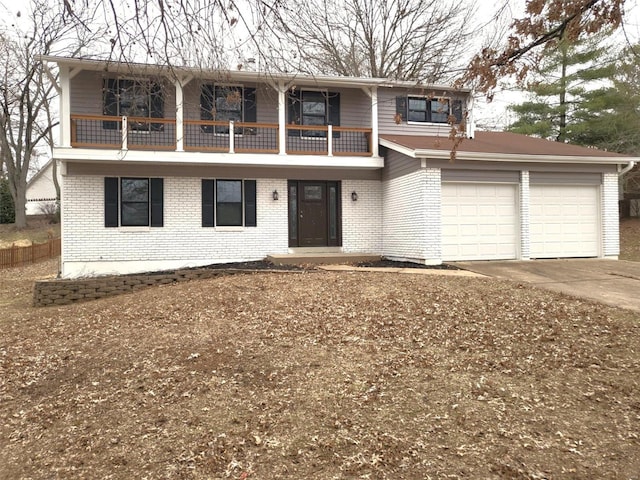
[{"x1": 1, "y1": 264, "x2": 639, "y2": 479}]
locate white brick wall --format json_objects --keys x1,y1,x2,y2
[
  {"x1": 62, "y1": 176, "x2": 289, "y2": 277},
  {"x1": 423, "y1": 167, "x2": 442, "y2": 261},
  {"x1": 519, "y1": 170, "x2": 530, "y2": 260},
  {"x1": 602, "y1": 172, "x2": 620, "y2": 257},
  {"x1": 383, "y1": 168, "x2": 439, "y2": 263},
  {"x1": 341, "y1": 180, "x2": 383, "y2": 253}
]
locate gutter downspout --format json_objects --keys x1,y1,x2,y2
[{"x1": 618, "y1": 160, "x2": 635, "y2": 202}]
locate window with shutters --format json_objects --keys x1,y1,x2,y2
[
  {"x1": 104, "y1": 177, "x2": 164, "y2": 228},
  {"x1": 103, "y1": 79, "x2": 164, "y2": 131},
  {"x1": 201, "y1": 179, "x2": 257, "y2": 228},
  {"x1": 200, "y1": 85, "x2": 257, "y2": 134},
  {"x1": 399, "y1": 95, "x2": 463, "y2": 125}
]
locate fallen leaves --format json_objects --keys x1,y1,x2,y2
[{"x1": 0, "y1": 262, "x2": 639, "y2": 479}]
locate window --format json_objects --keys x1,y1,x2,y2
[
  {"x1": 287, "y1": 89, "x2": 340, "y2": 137},
  {"x1": 397, "y1": 96, "x2": 464, "y2": 125},
  {"x1": 103, "y1": 79, "x2": 164, "y2": 131},
  {"x1": 104, "y1": 177, "x2": 164, "y2": 227},
  {"x1": 202, "y1": 179, "x2": 257, "y2": 227},
  {"x1": 200, "y1": 85, "x2": 257, "y2": 133}
]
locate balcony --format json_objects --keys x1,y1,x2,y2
[{"x1": 70, "y1": 114, "x2": 373, "y2": 156}]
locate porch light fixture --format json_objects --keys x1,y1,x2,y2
[
  {"x1": 351, "y1": 191, "x2": 358, "y2": 202},
  {"x1": 272, "y1": 190, "x2": 279, "y2": 201}
]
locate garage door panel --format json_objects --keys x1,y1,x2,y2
[
  {"x1": 442, "y1": 183, "x2": 519, "y2": 261},
  {"x1": 530, "y1": 184, "x2": 599, "y2": 258}
]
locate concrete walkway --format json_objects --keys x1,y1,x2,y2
[
  {"x1": 318, "y1": 264, "x2": 486, "y2": 277},
  {"x1": 454, "y1": 259, "x2": 640, "y2": 312}
]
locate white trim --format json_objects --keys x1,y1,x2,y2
[
  {"x1": 59, "y1": 66, "x2": 71, "y2": 148},
  {"x1": 370, "y1": 87, "x2": 379, "y2": 158},
  {"x1": 379, "y1": 138, "x2": 637, "y2": 165},
  {"x1": 53, "y1": 147, "x2": 385, "y2": 169}
]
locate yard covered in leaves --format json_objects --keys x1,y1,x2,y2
[{"x1": 1, "y1": 260, "x2": 639, "y2": 479}]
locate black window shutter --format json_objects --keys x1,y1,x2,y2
[
  {"x1": 202, "y1": 179, "x2": 215, "y2": 227},
  {"x1": 452, "y1": 99, "x2": 464, "y2": 124},
  {"x1": 103, "y1": 79, "x2": 118, "y2": 130},
  {"x1": 287, "y1": 89, "x2": 301, "y2": 137},
  {"x1": 104, "y1": 177, "x2": 119, "y2": 227},
  {"x1": 243, "y1": 88, "x2": 257, "y2": 123},
  {"x1": 150, "y1": 82, "x2": 164, "y2": 131},
  {"x1": 328, "y1": 92, "x2": 341, "y2": 139},
  {"x1": 200, "y1": 84, "x2": 214, "y2": 133},
  {"x1": 244, "y1": 180, "x2": 257, "y2": 227},
  {"x1": 150, "y1": 178, "x2": 164, "y2": 227},
  {"x1": 395, "y1": 96, "x2": 407, "y2": 122}
]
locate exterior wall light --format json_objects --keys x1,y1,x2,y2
[
  {"x1": 272, "y1": 190, "x2": 279, "y2": 201},
  {"x1": 351, "y1": 191, "x2": 358, "y2": 201}
]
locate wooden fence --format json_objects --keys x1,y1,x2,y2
[{"x1": 0, "y1": 238, "x2": 61, "y2": 269}]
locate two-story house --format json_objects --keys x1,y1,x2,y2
[{"x1": 44, "y1": 56, "x2": 636, "y2": 278}]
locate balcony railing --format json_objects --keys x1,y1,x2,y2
[{"x1": 70, "y1": 114, "x2": 373, "y2": 156}]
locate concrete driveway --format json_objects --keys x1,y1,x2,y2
[{"x1": 454, "y1": 259, "x2": 640, "y2": 312}]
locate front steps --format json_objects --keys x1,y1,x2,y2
[{"x1": 266, "y1": 253, "x2": 381, "y2": 266}]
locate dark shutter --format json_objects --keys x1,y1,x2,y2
[
  {"x1": 103, "y1": 79, "x2": 118, "y2": 130},
  {"x1": 200, "y1": 84, "x2": 214, "y2": 133},
  {"x1": 287, "y1": 89, "x2": 301, "y2": 137},
  {"x1": 150, "y1": 178, "x2": 164, "y2": 227},
  {"x1": 202, "y1": 179, "x2": 215, "y2": 227},
  {"x1": 452, "y1": 99, "x2": 464, "y2": 124},
  {"x1": 395, "y1": 96, "x2": 407, "y2": 122},
  {"x1": 150, "y1": 82, "x2": 164, "y2": 131},
  {"x1": 328, "y1": 92, "x2": 340, "y2": 138},
  {"x1": 243, "y1": 88, "x2": 257, "y2": 123},
  {"x1": 104, "y1": 177, "x2": 119, "y2": 227},
  {"x1": 244, "y1": 180, "x2": 257, "y2": 227}
]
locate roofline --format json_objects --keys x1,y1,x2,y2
[
  {"x1": 27, "y1": 158, "x2": 54, "y2": 187},
  {"x1": 36, "y1": 55, "x2": 472, "y2": 92},
  {"x1": 379, "y1": 138, "x2": 639, "y2": 165}
]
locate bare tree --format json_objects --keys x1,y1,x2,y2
[
  {"x1": 266, "y1": 0, "x2": 477, "y2": 82},
  {"x1": 0, "y1": 0, "x2": 102, "y2": 228}
]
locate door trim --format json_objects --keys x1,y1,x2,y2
[{"x1": 288, "y1": 180, "x2": 342, "y2": 247}]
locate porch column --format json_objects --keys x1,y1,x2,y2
[
  {"x1": 175, "y1": 79, "x2": 184, "y2": 152},
  {"x1": 278, "y1": 81, "x2": 287, "y2": 155},
  {"x1": 371, "y1": 86, "x2": 379, "y2": 157},
  {"x1": 59, "y1": 65, "x2": 71, "y2": 148}
]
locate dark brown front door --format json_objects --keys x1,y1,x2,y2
[
  {"x1": 288, "y1": 181, "x2": 341, "y2": 247},
  {"x1": 299, "y1": 182, "x2": 327, "y2": 246}
]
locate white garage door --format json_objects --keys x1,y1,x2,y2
[
  {"x1": 530, "y1": 184, "x2": 600, "y2": 258},
  {"x1": 442, "y1": 183, "x2": 519, "y2": 261}
]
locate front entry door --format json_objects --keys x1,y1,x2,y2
[{"x1": 288, "y1": 181, "x2": 341, "y2": 247}]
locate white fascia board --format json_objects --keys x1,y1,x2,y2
[
  {"x1": 379, "y1": 138, "x2": 638, "y2": 165},
  {"x1": 52, "y1": 147, "x2": 384, "y2": 169},
  {"x1": 37, "y1": 55, "x2": 472, "y2": 92}
]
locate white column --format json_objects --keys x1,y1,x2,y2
[
  {"x1": 371, "y1": 87, "x2": 379, "y2": 157},
  {"x1": 520, "y1": 170, "x2": 530, "y2": 260},
  {"x1": 229, "y1": 121, "x2": 235, "y2": 153},
  {"x1": 327, "y1": 125, "x2": 333, "y2": 156},
  {"x1": 175, "y1": 79, "x2": 184, "y2": 151},
  {"x1": 59, "y1": 66, "x2": 71, "y2": 147},
  {"x1": 278, "y1": 82, "x2": 287, "y2": 155}
]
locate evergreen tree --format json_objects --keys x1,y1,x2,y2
[
  {"x1": 0, "y1": 177, "x2": 15, "y2": 224},
  {"x1": 569, "y1": 45, "x2": 640, "y2": 155},
  {"x1": 507, "y1": 33, "x2": 615, "y2": 143}
]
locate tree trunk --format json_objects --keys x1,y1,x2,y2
[
  {"x1": 13, "y1": 181, "x2": 27, "y2": 228},
  {"x1": 557, "y1": 40, "x2": 568, "y2": 142}
]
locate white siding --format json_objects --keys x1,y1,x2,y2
[
  {"x1": 341, "y1": 180, "x2": 383, "y2": 253},
  {"x1": 62, "y1": 175, "x2": 289, "y2": 277},
  {"x1": 26, "y1": 161, "x2": 61, "y2": 216}
]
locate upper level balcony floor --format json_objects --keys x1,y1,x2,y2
[{"x1": 45, "y1": 56, "x2": 471, "y2": 169}]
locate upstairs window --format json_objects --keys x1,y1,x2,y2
[
  {"x1": 200, "y1": 85, "x2": 257, "y2": 133},
  {"x1": 287, "y1": 89, "x2": 340, "y2": 138},
  {"x1": 397, "y1": 95, "x2": 463, "y2": 125},
  {"x1": 103, "y1": 79, "x2": 164, "y2": 131}
]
